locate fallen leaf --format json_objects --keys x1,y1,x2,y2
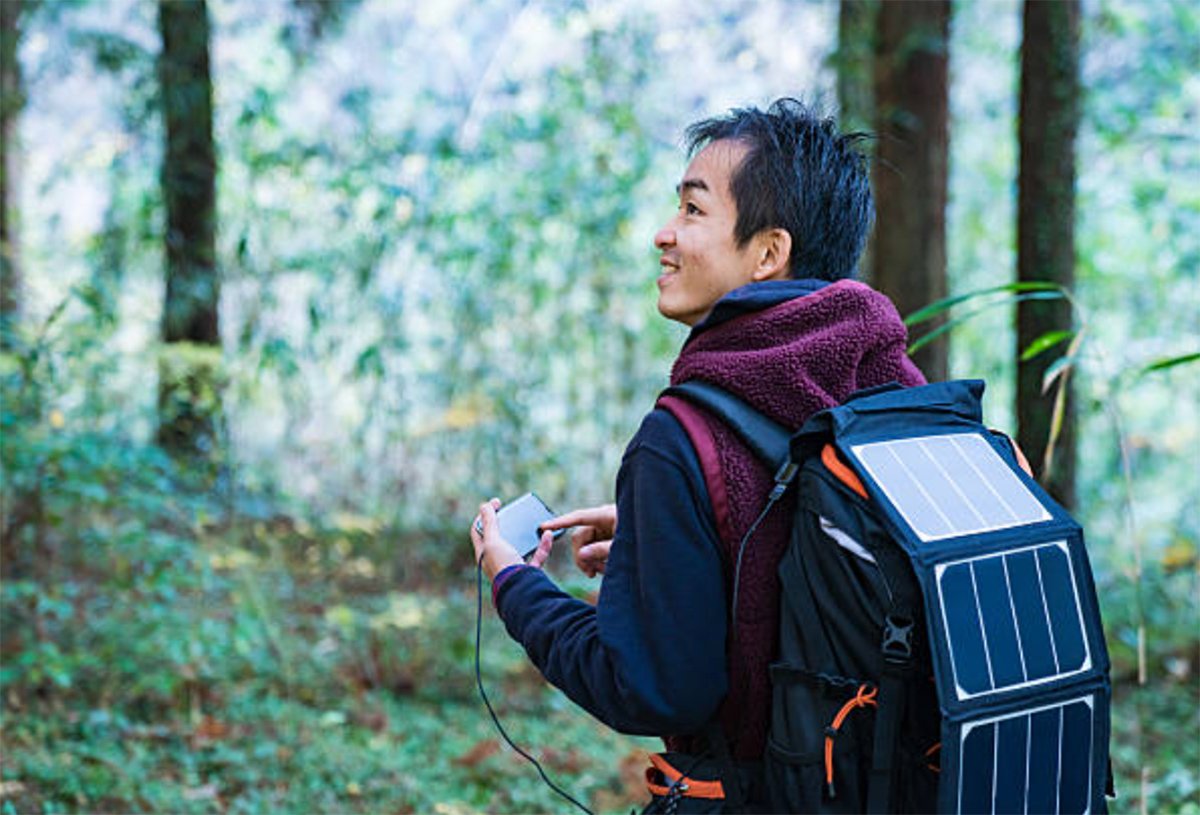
[
  {"x1": 352, "y1": 708, "x2": 389, "y2": 732},
  {"x1": 540, "y1": 747, "x2": 587, "y2": 774},
  {"x1": 194, "y1": 716, "x2": 228, "y2": 740},
  {"x1": 452, "y1": 738, "x2": 500, "y2": 767}
]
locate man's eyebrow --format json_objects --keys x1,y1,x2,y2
[{"x1": 675, "y1": 178, "x2": 709, "y2": 195}]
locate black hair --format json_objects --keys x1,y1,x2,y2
[{"x1": 684, "y1": 98, "x2": 873, "y2": 281}]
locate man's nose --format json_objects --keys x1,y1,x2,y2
[{"x1": 654, "y1": 224, "x2": 675, "y2": 249}]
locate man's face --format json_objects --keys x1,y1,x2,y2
[{"x1": 654, "y1": 139, "x2": 759, "y2": 327}]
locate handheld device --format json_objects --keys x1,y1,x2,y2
[
  {"x1": 472, "y1": 492, "x2": 593, "y2": 815},
  {"x1": 494, "y1": 492, "x2": 563, "y2": 559}
]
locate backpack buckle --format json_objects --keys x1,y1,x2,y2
[{"x1": 881, "y1": 615, "x2": 914, "y2": 666}]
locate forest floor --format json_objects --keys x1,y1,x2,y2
[
  {"x1": 1, "y1": 526, "x2": 1195, "y2": 814},
  {"x1": 1, "y1": 531, "x2": 659, "y2": 814}
]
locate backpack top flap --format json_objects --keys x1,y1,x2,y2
[
  {"x1": 798, "y1": 379, "x2": 1080, "y2": 564},
  {"x1": 792, "y1": 379, "x2": 986, "y2": 460}
]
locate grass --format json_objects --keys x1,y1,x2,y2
[
  {"x1": 2, "y1": 692, "x2": 655, "y2": 814},
  {"x1": 1, "y1": 514, "x2": 1194, "y2": 814},
  {"x1": 0, "y1": 505, "x2": 659, "y2": 815}
]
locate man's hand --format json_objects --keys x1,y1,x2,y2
[
  {"x1": 469, "y1": 498, "x2": 524, "y2": 581},
  {"x1": 540, "y1": 504, "x2": 617, "y2": 578}
]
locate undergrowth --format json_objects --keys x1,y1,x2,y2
[{"x1": 1, "y1": 321, "x2": 1195, "y2": 813}]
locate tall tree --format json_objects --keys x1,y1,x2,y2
[
  {"x1": 871, "y1": 0, "x2": 951, "y2": 381},
  {"x1": 836, "y1": 0, "x2": 876, "y2": 135},
  {"x1": 157, "y1": 0, "x2": 220, "y2": 457},
  {"x1": 1017, "y1": 0, "x2": 1080, "y2": 510},
  {"x1": 836, "y1": 0, "x2": 877, "y2": 278},
  {"x1": 1, "y1": 0, "x2": 24, "y2": 351}
]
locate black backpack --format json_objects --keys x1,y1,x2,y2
[{"x1": 662, "y1": 378, "x2": 1112, "y2": 814}]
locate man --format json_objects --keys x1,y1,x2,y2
[{"x1": 469, "y1": 99, "x2": 924, "y2": 809}]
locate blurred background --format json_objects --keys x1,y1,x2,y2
[{"x1": 0, "y1": 0, "x2": 1196, "y2": 812}]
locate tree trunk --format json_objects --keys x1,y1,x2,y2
[
  {"x1": 836, "y1": 0, "x2": 876, "y2": 135},
  {"x1": 1017, "y1": 0, "x2": 1080, "y2": 510},
  {"x1": 871, "y1": 0, "x2": 951, "y2": 382},
  {"x1": 1, "y1": 0, "x2": 23, "y2": 350},
  {"x1": 836, "y1": 0, "x2": 877, "y2": 280},
  {"x1": 157, "y1": 0, "x2": 221, "y2": 458}
]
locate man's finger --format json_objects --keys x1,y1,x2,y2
[
  {"x1": 478, "y1": 501, "x2": 501, "y2": 539},
  {"x1": 529, "y1": 529, "x2": 555, "y2": 568},
  {"x1": 571, "y1": 526, "x2": 597, "y2": 550},
  {"x1": 541, "y1": 505, "x2": 615, "y2": 531},
  {"x1": 576, "y1": 541, "x2": 610, "y2": 576},
  {"x1": 578, "y1": 541, "x2": 607, "y2": 559}
]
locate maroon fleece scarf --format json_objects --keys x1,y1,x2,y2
[{"x1": 656, "y1": 279, "x2": 925, "y2": 760}]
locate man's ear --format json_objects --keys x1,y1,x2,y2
[{"x1": 751, "y1": 228, "x2": 793, "y2": 282}]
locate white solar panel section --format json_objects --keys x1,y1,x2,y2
[
  {"x1": 956, "y1": 695, "x2": 1095, "y2": 815},
  {"x1": 936, "y1": 542, "x2": 1092, "y2": 701},
  {"x1": 851, "y1": 433, "x2": 1051, "y2": 542}
]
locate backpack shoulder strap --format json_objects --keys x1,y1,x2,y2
[{"x1": 661, "y1": 380, "x2": 791, "y2": 472}]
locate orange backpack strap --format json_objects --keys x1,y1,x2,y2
[
  {"x1": 645, "y1": 753, "x2": 726, "y2": 801},
  {"x1": 989, "y1": 429, "x2": 1034, "y2": 476}
]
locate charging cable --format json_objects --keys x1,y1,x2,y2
[{"x1": 474, "y1": 556, "x2": 594, "y2": 815}]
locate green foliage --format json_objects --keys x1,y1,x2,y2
[
  {"x1": 1139, "y1": 350, "x2": 1200, "y2": 375},
  {"x1": 4, "y1": 0, "x2": 1196, "y2": 813}
]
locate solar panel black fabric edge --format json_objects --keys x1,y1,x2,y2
[
  {"x1": 835, "y1": 431, "x2": 1078, "y2": 564},
  {"x1": 901, "y1": 529, "x2": 1111, "y2": 718},
  {"x1": 935, "y1": 684, "x2": 1111, "y2": 815}
]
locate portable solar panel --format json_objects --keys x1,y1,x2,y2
[{"x1": 820, "y1": 380, "x2": 1112, "y2": 814}]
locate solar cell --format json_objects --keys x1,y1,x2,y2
[
  {"x1": 957, "y1": 695, "x2": 1095, "y2": 814},
  {"x1": 936, "y1": 542, "x2": 1091, "y2": 701},
  {"x1": 851, "y1": 433, "x2": 1051, "y2": 542}
]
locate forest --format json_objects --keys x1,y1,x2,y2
[{"x1": 0, "y1": 0, "x2": 1196, "y2": 813}]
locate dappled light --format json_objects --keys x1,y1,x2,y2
[{"x1": 1, "y1": 0, "x2": 1196, "y2": 813}]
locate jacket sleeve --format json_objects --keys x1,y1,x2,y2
[{"x1": 494, "y1": 416, "x2": 728, "y2": 736}]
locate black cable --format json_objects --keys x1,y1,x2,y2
[
  {"x1": 730, "y1": 493, "x2": 781, "y2": 635},
  {"x1": 475, "y1": 556, "x2": 594, "y2": 815}
]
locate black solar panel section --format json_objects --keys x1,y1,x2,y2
[
  {"x1": 937, "y1": 542, "x2": 1091, "y2": 701},
  {"x1": 957, "y1": 696, "x2": 1095, "y2": 814},
  {"x1": 852, "y1": 433, "x2": 1051, "y2": 542}
]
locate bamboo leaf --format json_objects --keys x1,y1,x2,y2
[
  {"x1": 904, "y1": 281, "x2": 1065, "y2": 327},
  {"x1": 1041, "y1": 355, "x2": 1075, "y2": 394},
  {"x1": 1020, "y1": 330, "x2": 1074, "y2": 362},
  {"x1": 1039, "y1": 329, "x2": 1087, "y2": 395},
  {"x1": 1139, "y1": 351, "x2": 1200, "y2": 375},
  {"x1": 908, "y1": 292, "x2": 1065, "y2": 355},
  {"x1": 1042, "y1": 369, "x2": 1069, "y2": 480},
  {"x1": 1040, "y1": 330, "x2": 1087, "y2": 480}
]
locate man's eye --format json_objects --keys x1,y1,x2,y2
[{"x1": 684, "y1": 202, "x2": 701, "y2": 215}]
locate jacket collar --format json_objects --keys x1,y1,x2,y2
[{"x1": 686, "y1": 278, "x2": 833, "y2": 344}]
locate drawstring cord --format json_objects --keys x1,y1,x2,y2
[
  {"x1": 823, "y1": 683, "x2": 878, "y2": 799},
  {"x1": 925, "y1": 741, "x2": 941, "y2": 773}
]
